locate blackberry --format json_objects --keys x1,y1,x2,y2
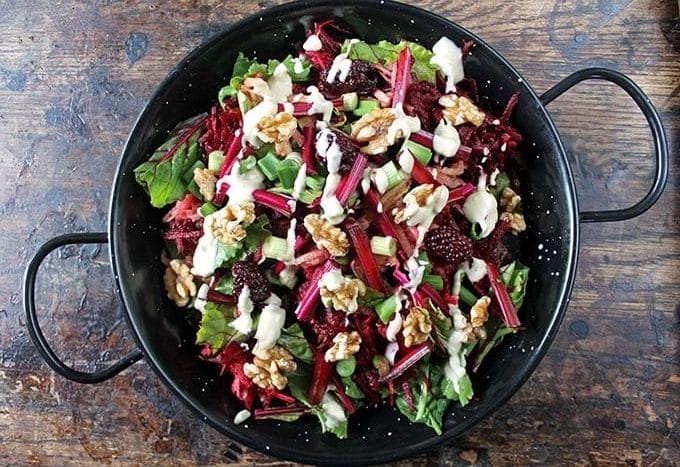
[
  {"x1": 424, "y1": 225, "x2": 473, "y2": 268},
  {"x1": 231, "y1": 260, "x2": 271, "y2": 303},
  {"x1": 318, "y1": 60, "x2": 379, "y2": 98},
  {"x1": 317, "y1": 129, "x2": 359, "y2": 174}
]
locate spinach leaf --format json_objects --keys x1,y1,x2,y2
[
  {"x1": 278, "y1": 323, "x2": 314, "y2": 365},
  {"x1": 489, "y1": 172, "x2": 511, "y2": 199},
  {"x1": 343, "y1": 39, "x2": 438, "y2": 83},
  {"x1": 500, "y1": 261, "x2": 530, "y2": 309},
  {"x1": 473, "y1": 321, "x2": 517, "y2": 371},
  {"x1": 195, "y1": 303, "x2": 243, "y2": 353},
  {"x1": 341, "y1": 376, "x2": 365, "y2": 400},
  {"x1": 243, "y1": 214, "x2": 271, "y2": 251},
  {"x1": 133, "y1": 117, "x2": 204, "y2": 208}
]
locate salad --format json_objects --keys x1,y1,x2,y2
[{"x1": 134, "y1": 19, "x2": 530, "y2": 438}]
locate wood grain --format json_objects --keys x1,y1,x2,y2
[{"x1": 0, "y1": 0, "x2": 677, "y2": 465}]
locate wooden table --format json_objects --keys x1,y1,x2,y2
[{"x1": 1, "y1": 0, "x2": 677, "y2": 465}]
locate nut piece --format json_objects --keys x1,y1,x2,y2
[
  {"x1": 324, "y1": 331, "x2": 362, "y2": 362},
  {"x1": 500, "y1": 187, "x2": 521, "y2": 213},
  {"x1": 451, "y1": 305, "x2": 476, "y2": 344},
  {"x1": 257, "y1": 112, "x2": 297, "y2": 156},
  {"x1": 350, "y1": 108, "x2": 396, "y2": 155},
  {"x1": 439, "y1": 94, "x2": 485, "y2": 127},
  {"x1": 319, "y1": 269, "x2": 366, "y2": 313},
  {"x1": 210, "y1": 201, "x2": 256, "y2": 245},
  {"x1": 303, "y1": 213, "x2": 349, "y2": 257},
  {"x1": 240, "y1": 77, "x2": 268, "y2": 105},
  {"x1": 380, "y1": 179, "x2": 411, "y2": 212},
  {"x1": 500, "y1": 211, "x2": 527, "y2": 233},
  {"x1": 163, "y1": 258, "x2": 197, "y2": 307},
  {"x1": 243, "y1": 345, "x2": 297, "y2": 390},
  {"x1": 402, "y1": 306, "x2": 433, "y2": 348},
  {"x1": 393, "y1": 184, "x2": 449, "y2": 226},
  {"x1": 193, "y1": 168, "x2": 217, "y2": 202},
  {"x1": 470, "y1": 296, "x2": 491, "y2": 328}
]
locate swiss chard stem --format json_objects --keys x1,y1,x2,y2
[
  {"x1": 365, "y1": 189, "x2": 413, "y2": 257},
  {"x1": 391, "y1": 47, "x2": 413, "y2": 107},
  {"x1": 336, "y1": 154, "x2": 368, "y2": 206},
  {"x1": 205, "y1": 289, "x2": 236, "y2": 305},
  {"x1": 487, "y1": 263, "x2": 521, "y2": 328},
  {"x1": 160, "y1": 116, "x2": 208, "y2": 163},
  {"x1": 447, "y1": 182, "x2": 475, "y2": 204},
  {"x1": 346, "y1": 221, "x2": 387, "y2": 293},
  {"x1": 295, "y1": 260, "x2": 336, "y2": 321},
  {"x1": 217, "y1": 129, "x2": 243, "y2": 179},
  {"x1": 254, "y1": 405, "x2": 309, "y2": 419},
  {"x1": 301, "y1": 124, "x2": 318, "y2": 175},
  {"x1": 379, "y1": 342, "x2": 432, "y2": 383}
]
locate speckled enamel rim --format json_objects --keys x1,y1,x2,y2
[{"x1": 106, "y1": 1, "x2": 580, "y2": 464}]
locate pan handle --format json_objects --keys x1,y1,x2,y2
[
  {"x1": 540, "y1": 67, "x2": 669, "y2": 223},
  {"x1": 23, "y1": 232, "x2": 144, "y2": 384}
]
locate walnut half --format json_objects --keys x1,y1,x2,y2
[
  {"x1": 243, "y1": 345, "x2": 297, "y2": 390},
  {"x1": 303, "y1": 214, "x2": 349, "y2": 257},
  {"x1": 470, "y1": 296, "x2": 491, "y2": 328},
  {"x1": 439, "y1": 94, "x2": 485, "y2": 127},
  {"x1": 193, "y1": 168, "x2": 217, "y2": 202},
  {"x1": 210, "y1": 201, "x2": 256, "y2": 245},
  {"x1": 350, "y1": 108, "x2": 396, "y2": 155},
  {"x1": 163, "y1": 258, "x2": 197, "y2": 307},
  {"x1": 319, "y1": 270, "x2": 366, "y2": 313},
  {"x1": 324, "y1": 331, "x2": 362, "y2": 362},
  {"x1": 257, "y1": 112, "x2": 297, "y2": 156},
  {"x1": 402, "y1": 306, "x2": 433, "y2": 348}
]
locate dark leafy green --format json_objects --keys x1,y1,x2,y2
[
  {"x1": 278, "y1": 323, "x2": 314, "y2": 365},
  {"x1": 195, "y1": 303, "x2": 243, "y2": 353},
  {"x1": 358, "y1": 287, "x2": 387, "y2": 308},
  {"x1": 489, "y1": 172, "x2": 511, "y2": 199},
  {"x1": 342, "y1": 39, "x2": 439, "y2": 83},
  {"x1": 219, "y1": 53, "x2": 312, "y2": 106},
  {"x1": 133, "y1": 117, "x2": 204, "y2": 208},
  {"x1": 500, "y1": 261, "x2": 530, "y2": 309}
]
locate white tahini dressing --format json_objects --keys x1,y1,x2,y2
[
  {"x1": 462, "y1": 171, "x2": 498, "y2": 239},
  {"x1": 292, "y1": 163, "x2": 308, "y2": 200},
  {"x1": 384, "y1": 341, "x2": 400, "y2": 365},
  {"x1": 191, "y1": 215, "x2": 219, "y2": 277},
  {"x1": 387, "y1": 103, "x2": 421, "y2": 145},
  {"x1": 292, "y1": 57, "x2": 305, "y2": 74},
  {"x1": 433, "y1": 120, "x2": 461, "y2": 158},
  {"x1": 320, "y1": 390, "x2": 347, "y2": 429},
  {"x1": 234, "y1": 409, "x2": 251, "y2": 425},
  {"x1": 230, "y1": 286, "x2": 254, "y2": 335},
  {"x1": 253, "y1": 293, "x2": 286, "y2": 353},
  {"x1": 303, "y1": 34, "x2": 323, "y2": 52},
  {"x1": 404, "y1": 256, "x2": 427, "y2": 294},
  {"x1": 241, "y1": 64, "x2": 293, "y2": 147},
  {"x1": 398, "y1": 149, "x2": 415, "y2": 175},
  {"x1": 326, "y1": 39, "x2": 359, "y2": 84},
  {"x1": 463, "y1": 257, "x2": 488, "y2": 283},
  {"x1": 444, "y1": 304, "x2": 471, "y2": 393},
  {"x1": 386, "y1": 306, "x2": 403, "y2": 343},
  {"x1": 306, "y1": 86, "x2": 334, "y2": 122},
  {"x1": 430, "y1": 37, "x2": 465, "y2": 92},
  {"x1": 193, "y1": 283, "x2": 210, "y2": 313},
  {"x1": 219, "y1": 161, "x2": 265, "y2": 207},
  {"x1": 319, "y1": 270, "x2": 361, "y2": 313},
  {"x1": 400, "y1": 185, "x2": 450, "y2": 252},
  {"x1": 316, "y1": 128, "x2": 346, "y2": 224}
]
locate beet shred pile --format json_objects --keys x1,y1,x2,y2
[{"x1": 134, "y1": 19, "x2": 531, "y2": 437}]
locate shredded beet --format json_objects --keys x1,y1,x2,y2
[
  {"x1": 405, "y1": 81, "x2": 442, "y2": 131},
  {"x1": 199, "y1": 103, "x2": 241, "y2": 155}
]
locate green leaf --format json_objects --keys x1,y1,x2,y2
[
  {"x1": 343, "y1": 39, "x2": 438, "y2": 83},
  {"x1": 489, "y1": 172, "x2": 511, "y2": 199},
  {"x1": 341, "y1": 376, "x2": 365, "y2": 399},
  {"x1": 500, "y1": 261, "x2": 530, "y2": 309},
  {"x1": 278, "y1": 323, "x2": 314, "y2": 365},
  {"x1": 311, "y1": 405, "x2": 348, "y2": 439},
  {"x1": 473, "y1": 320, "x2": 517, "y2": 370},
  {"x1": 133, "y1": 119, "x2": 203, "y2": 208},
  {"x1": 214, "y1": 275, "x2": 233, "y2": 295},
  {"x1": 195, "y1": 303, "x2": 243, "y2": 353},
  {"x1": 358, "y1": 287, "x2": 386, "y2": 308},
  {"x1": 244, "y1": 214, "x2": 271, "y2": 251},
  {"x1": 428, "y1": 300, "x2": 452, "y2": 349},
  {"x1": 215, "y1": 241, "x2": 246, "y2": 269},
  {"x1": 218, "y1": 53, "x2": 311, "y2": 107},
  {"x1": 280, "y1": 55, "x2": 312, "y2": 81}
]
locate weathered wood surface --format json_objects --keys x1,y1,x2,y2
[{"x1": 0, "y1": 0, "x2": 678, "y2": 465}]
